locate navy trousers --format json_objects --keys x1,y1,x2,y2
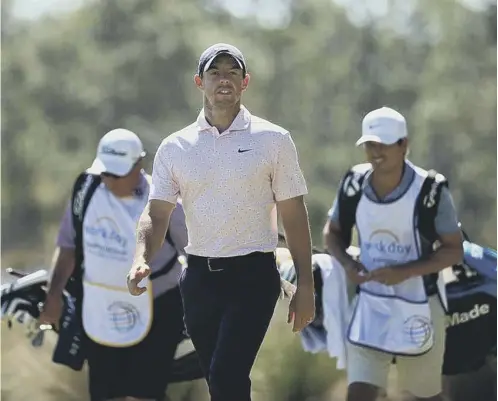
[{"x1": 180, "y1": 252, "x2": 281, "y2": 401}]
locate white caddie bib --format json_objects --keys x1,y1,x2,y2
[
  {"x1": 81, "y1": 183, "x2": 152, "y2": 347},
  {"x1": 348, "y1": 289, "x2": 433, "y2": 355},
  {"x1": 347, "y1": 170, "x2": 435, "y2": 356}
]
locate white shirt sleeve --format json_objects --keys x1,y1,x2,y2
[
  {"x1": 271, "y1": 132, "x2": 308, "y2": 201},
  {"x1": 149, "y1": 139, "x2": 180, "y2": 204}
]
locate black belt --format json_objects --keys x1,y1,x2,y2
[{"x1": 187, "y1": 252, "x2": 274, "y2": 272}]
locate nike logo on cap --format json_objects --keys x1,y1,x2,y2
[{"x1": 238, "y1": 148, "x2": 252, "y2": 153}]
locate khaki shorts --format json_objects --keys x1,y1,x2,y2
[{"x1": 346, "y1": 295, "x2": 447, "y2": 398}]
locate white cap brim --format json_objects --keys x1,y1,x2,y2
[
  {"x1": 355, "y1": 135, "x2": 400, "y2": 147},
  {"x1": 87, "y1": 158, "x2": 130, "y2": 176},
  {"x1": 88, "y1": 151, "x2": 145, "y2": 176}
]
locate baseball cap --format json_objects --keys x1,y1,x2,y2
[
  {"x1": 89, "y1": 129, "x2": 146, "y2": 177},
  {"x1": 356, "y1": 107, "x2": 408, "y2": 146},
  {"x1": 197, "y1": 43, "x2": 247, "y2": 76}
]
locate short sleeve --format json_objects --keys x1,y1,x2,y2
[
  {"x1": 149, "y1": 139, "x2": 180, "y2": 204},
  {"x1": 327, "y1": 174, "x2": 350, "y2": 224},
  {"x1": 434, "y1": 186, "x2": 461, "y2": 235},
  {"x1": 271, "y1": 132, "x2": 308, "y2": 201},
  {"x1": 56, "y1": 201, "x2": 76, "y2": 249}
]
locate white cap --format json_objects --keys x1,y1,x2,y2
[
  {"x1": 89, "y1": 129, "x2": 146, "y2": 176},
  {"x1": 356, "y1": 107, "x2": 407, "y2": 146}
]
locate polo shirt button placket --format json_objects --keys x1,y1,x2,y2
[{"x1": 211, "y1": 128, "x2": 219, "y2": 152}]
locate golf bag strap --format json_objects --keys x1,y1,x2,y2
[
  {"x1": 69, "y1": 172, "x2": 102, "y2": 299},
  {"x1": 337, "y1": 166, "x2": 369, "y2": 247},
  {"x1": 416, "y1": 169, "x2": 449, "y2": 293}
]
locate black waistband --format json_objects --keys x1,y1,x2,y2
[{"x1": 187, "y1": 252, "x2": 275, "y2": 272}]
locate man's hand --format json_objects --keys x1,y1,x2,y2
[
  {"x1": 39, "y1": 246, "x2": 75, "y2": 330},
  {"x1": 323, "y1": 220, "x2": 371, "y2": 285},
  {"x1": 344, "y1": 260, "x2": 371, "y2": 285},
  {"x1": 129, "y1": 199, "x2": 175, "y2": 296},
  {"x1": 287, "y1": 283, "x2": 315, "y2": 332},
  {"x1": 127, "y1": 263, "x2": 151, "y2": 296},
  {"x1": 369, "y1": 265, "x2": 412, "y2": 286},
  {"x1": 39, "y1": 293, "x2": 64, "y2": 330}
]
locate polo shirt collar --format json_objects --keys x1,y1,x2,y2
[{"x1": 196, "y1": 105, "x2": 251, "y2": 133}]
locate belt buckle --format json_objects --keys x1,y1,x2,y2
[{"x1": 207, "y1": 258, "x2": 223, "y2": 272}]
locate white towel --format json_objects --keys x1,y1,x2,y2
[
  {"x1": 280, "y1": 253, "x2": 351, "y2": 368},
  {"x1": 317, "y1": 254, "x2": 351, "y2": 370}
]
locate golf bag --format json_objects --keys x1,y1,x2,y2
[{"x1": 443, "y1": 236, "x2": 496, "y2": 375}]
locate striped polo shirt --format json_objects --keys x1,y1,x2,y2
[{"x1": 149, "y1": 106, "x2": 308, "y2": 257}]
